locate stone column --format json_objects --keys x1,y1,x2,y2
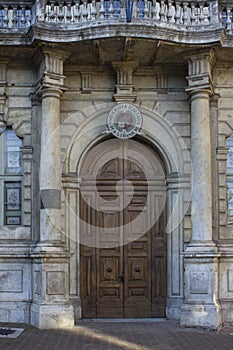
[
  {"x1": 189, "y1": 89, "x2": 214, "y2": 247},
  {"x1": 180, "y1": 50, "x2": 221, "y2": 330},
  {"x1": 30, "y1": 47, "x2": 74, "y2": 329},
  {"x1": 40, "y1": 87, "x2": 63, "y2": 244}
]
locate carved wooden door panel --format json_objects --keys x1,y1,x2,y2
[{"x1": 80, "y1": 139, "x2": 166, "y2": 318}]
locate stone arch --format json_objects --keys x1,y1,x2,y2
[{"x1": 63, "y1": 104, "x2": 190, "y2": 178}]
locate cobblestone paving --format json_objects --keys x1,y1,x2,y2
[{"x1": 0, "y1": 320, "x2": 233, "y2": 350}]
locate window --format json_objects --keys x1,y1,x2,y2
[{"x1": 0, "y1": 129, "x2": 23, "y2": 226}]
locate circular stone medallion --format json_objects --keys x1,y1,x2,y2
[{"x1": 107, "y1": 103, "x2": 142, "y2": 139}]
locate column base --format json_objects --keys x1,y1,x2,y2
[
  {"x1": 69, "y1": 297, "x2": 82, "y2": 323},
  {"x1": 166, "y1": 297, "x2": 183, "y2": 321},
  {"x1": 185, "y1": 241, "x2": 218, "y2": 253},
  {"x1": 180, "y1": 303, "x2": 222, "y2": 330},
  {"x1": 30, "y1": 303, "x2": 74, "y2": 329}
]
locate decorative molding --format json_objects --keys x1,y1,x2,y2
[
  {"x1": 112, "y1": 61, "x2": 138, "y2": 102},
  {"x1": 190, "y1": 271, "x2": 209, "y2": 294},
  {"x1": 228, "y1": 270, "x2": 233, "y2": 292},
  {"x1": 34, "y1": 45, "x2": 70, "y2": 91},
  {"x1": 185, "y1": 49, "x2": 215, "y2": 93},
  {"x1": 80, "y1": 72, "x2": 92, "y2": 93},
  {"x1": 46, "y1": 271, "x2": 65, "y2": 295},
  {"x1": 0, "y1": 270, "x2": 23, "y2": 293}
]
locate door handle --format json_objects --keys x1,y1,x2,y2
[{"x1": 118, "y1": 275, "x2": 124, "y2": 282}]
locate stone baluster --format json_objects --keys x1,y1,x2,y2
[
  {"x1": 182, "y1": 1, "x2": 188, "y2": 25},
  {"x1": 45, "y1": 1, "x2": 51, "y2": 22},
  {"x1": 91, "y1": 0, "x2": 97, "y2": 20},
  {"x1": 151, "y1": 0, "x2": 157, "y2": 20},
  {"x1": 63, "y1": 2, "x2": 67, "y2": 22},
  {"x1": 25, "y1": 7, "x2": 31, "y2": 27},
  {"x1": 115, "y1": 0, "x2": 121, "y2": 18},
  {"x1": 21, "y1": 8, "x2": 26, "y2": 27},
  {"x1": 199, "y1": 3, "x2": 205, "y2": 24},
  {"x1": 159, "y1": 0, "x2": 165, "y2": 22},
  {"x1": 70, "y1": 2, "x2": 75, "y2": 22},
  {"x1": 203, "y1": 4, "x2": 209, "y2": 23},
  {"x1": 66, "y1": 3, "x2": 72, "y2": 22},
  {"x1": 54, "y1": 2, "x2": 59, "y2": 22},
  {"x1": 73, "y1": 3, "x2": 79, "y2": 22},
  {"x1": 12, "y1": 8, "x2": 17, "y2": 28},
  {"x1": 99, "y1": 0, "x2": 105, "y2": 19},
  {"x1": 226, "y1": 7, "x2": 232, "y2": 33},
  {"x1": 109, "y1": 0, "x2": 114, "y2": 19},
  {"x1": 82, "y1": 1, "x2": 88, "y2": 21},
  {"x1": 167, "y1": 0, "x2": 173, "y2": 23},
  {"x1": 174, "y1": 2, "x2": 181, "y2": 24},
  {"x1": 143, "y1": 0, "x2": 149, "y2": 19},
  {"x1": 58, "y1": 3, "x2": 65, "y2": 22},
  {"x1": 0, "y1": 7, "x2": 3, "y2": 27},
  {"x1": 49, "y1": 3, "x2": 55, "y2": 22},
  {"x1": 190, "y1": 3, "x2": 196, "y2": 25},
  {"x1": 3, "y1": 7, "x2": 9, "y2": 28}
]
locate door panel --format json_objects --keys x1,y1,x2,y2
[
  {"x1": 80, "y1": 139, "x2": 166, "y2": 318},
  {"x1": 97, "y1": 246, "x2": 124, "y2": 317}
]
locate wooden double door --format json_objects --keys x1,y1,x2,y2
[{"x1": 80, "y1": 139, "x2": 167, "y2": 318}]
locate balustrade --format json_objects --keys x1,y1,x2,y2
[
  {"x1": 0, "y1": 1, "x2": 232, "y2": 34},
  {"x1": 42, "y1": 0, "x2": 216, "y2": 26},
  {"x1": 0, "y1": 3, "x2": 31, "y2": 28}
]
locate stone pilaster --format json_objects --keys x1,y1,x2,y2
[
  {"x1": 21, "y1": 146, "x2": 33, "y2": 229},
  {"x1": 30, "y1": 93, "x2": 41, "y2": 242},
  {"x1": 0, "y1": 61, "x2": 8, "y2": 126},
  {"x1": 180, "y1": 50, "x2": 221, "y2": 330},
  {"x1": 30, "y1": 47, "x2": 74, "y2": 329}
]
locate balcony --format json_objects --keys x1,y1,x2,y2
[{"x1": 0, "y1": 1, "x2": 232, "y2": 45}]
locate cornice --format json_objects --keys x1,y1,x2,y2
[{"x1": 28, "y1": 21, "x2": 223, "y2": 46}]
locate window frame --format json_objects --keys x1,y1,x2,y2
[{"x1": 0, "y1": 129, "x2": 23, "y2": 227}]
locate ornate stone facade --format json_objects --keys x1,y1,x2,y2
[{"x1": 0, "y1": 0, "x2": 233, "y2": 329}]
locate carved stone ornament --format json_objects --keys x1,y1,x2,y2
[{"x1": 105, "y1": 103, "x2": 143, "y2": 139}]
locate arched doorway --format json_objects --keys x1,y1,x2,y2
[{"x1": 79, "y1": 138, "x2": 167, "y2": 318}]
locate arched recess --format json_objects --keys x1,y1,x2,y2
[
  {"x1": 62, "y1": 104, "x2": 190, "y2": 321},
  {"x1": 79, "y1": 137, "x2": 167, "y2": 318}
]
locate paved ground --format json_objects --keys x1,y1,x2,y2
[{"x1": 0, "y1": 319, "x2": 233, "y2": 350}]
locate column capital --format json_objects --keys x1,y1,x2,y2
[
  {"x1": 188, "y1": 88, "x2": 212, "y2": 101},
  {"x1": 34, "y1": 44, "x2": 70, "y2": 91},
  {"x1": 185, "y1": 49, "x2": 215, "y2": 95},
  {"x1": 39, "y1": 87, "x2": 64, "y2": 100}
]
